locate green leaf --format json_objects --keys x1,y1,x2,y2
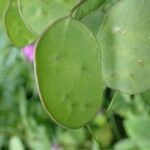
[
  {"x1": 109, "y1": 92, "x2": 149, "y2": 117},
  {"x1": 5, "y1": 0, "x2": 36, "y2": 47},
  {"x1": 108, "y1": 92, "x2": 131, "y2": 117},
  {"x1": 25, "y1": 124, "x2": 51, "y2": 150},
  {"x1": 75, "y1": 0, "x2": 105, "y2": 20},
  {"x1": 81, "y1": 7, "x2": 105, "y2": 36},
  {"x1": 97, "y1": 0, "x2": 150, "y2": 94},
  {"x1": 124, "y1": 116, "x2": 150, "y2": 140},
  {"x1": 35, "y1": 17, "x2": 103, "y2": 129},
  {"x1": 18, "y1": 0, "x2": 78, "y2": 35},
  {"x1": 114, "y1": 139, "x2": 140, "y2": 150},
  {"x1": 141, "y1": 89, "x2": 150, "y2": 105},
  {"x1": 124, "y1": 116, "x2": 150, "y2": 150},
  {"x1": 137, "y1": 140, "x2": 150, "y2": 150},
  {"x1": 9, "y1": 136, "x2": 24, "y2": 150}
]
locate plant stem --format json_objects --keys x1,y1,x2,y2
[
  {"x1": 69, "y1": 0, "x2": 87, "y2": 17},
  {"x1": 86, "y1": 125, "x2": 102, "y2": 150}
]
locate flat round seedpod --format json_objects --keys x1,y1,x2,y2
[
  {"x1": 35, "y1": 18, "x2": 103, "y2": 129},
  {"x1": 0, "y1": 0, "x2": 9, "y2": 20},
  {"x1": 18, "y1": 0, "x2": 78, "y2": 35},
  {"x1": 97, "y1": 0, "x2": 150, "y2": 94},
  {"x1": 5, "y1": 0, "x2": 36, "y2": 47}
]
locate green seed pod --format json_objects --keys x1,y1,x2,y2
[
  {"x1": 34, "y1": 18, "x2": 103, "y2": 129},
  {"x1": 97, "y1": 0, "x2": 150, "y2": 94},
  {"x1": 18, "y1": 0, "x2": 78, "y2": 35},
  {"x1": 5, "y1": 0, "x2": 36, "y2": 47}
]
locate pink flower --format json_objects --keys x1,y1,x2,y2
[{"x1": 22, "y1": 44, "x2": 35, "y2": 62}]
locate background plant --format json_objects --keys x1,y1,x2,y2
[{"x1": 0, "y1": 0, "x2": 150, "y2": 150}]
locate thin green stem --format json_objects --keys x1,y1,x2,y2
[
  {"x1": 69, "y1": 0, "x2": 87, "y2": 17},
  {"x1": 86, "y1": 125, "x2": 102, "y2": 149}
]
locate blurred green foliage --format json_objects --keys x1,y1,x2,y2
[
  {"x1": 0, "y1": 18, "x2": 112, "y2": 150},
  {"x1": 0, "y1": 0, "x2": 150, "y2": 149}
]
